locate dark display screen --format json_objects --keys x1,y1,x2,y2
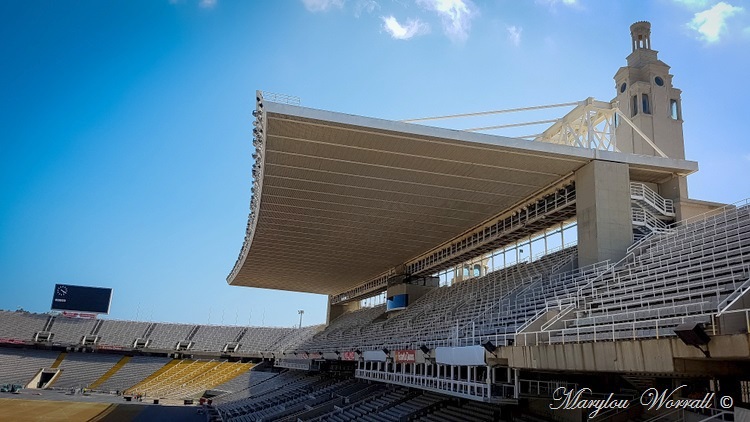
[
  {"x1": 51, "y1": 284, "x2": 112, "y2": 314},
  {"x1": 387, "y1": 294, "x2": 408, "y2": 311}
]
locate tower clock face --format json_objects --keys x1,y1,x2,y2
[{"x1": 57, "y1": 285, "x2": 68, "y2": 296}]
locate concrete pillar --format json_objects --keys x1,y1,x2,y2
[
  {"x1": 386, "y1": 277, "x2": 439, "y2": 312},
  {"x1": 326, "y1": 297, "x2": 360, "y2": 325},
  {"x1": 576, "y1": 160, "x2": 633, "y2": 267}
]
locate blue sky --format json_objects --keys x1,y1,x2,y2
[{"x1": 1, "y1": 0, "x2": 749, "y2": 328}]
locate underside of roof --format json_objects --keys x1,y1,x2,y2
[{"x1": 227, "y1": 99, "x2": 697, "y2": 296}]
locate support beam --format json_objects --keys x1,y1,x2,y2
[
  {"x1": 326, "y1": 297, "x2": 361, "y2": 325},
  {"x1": 575, "y1": 160, "x2": 633, "y2": 267}
]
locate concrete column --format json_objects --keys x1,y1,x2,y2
[
  {"x1": 326, "y1": 297, "x2": 360, "y2": 325},
  {"x1": 576, "y1": 160, "x2": 633, "y2": 267},
  {"x1": 385, "y1": 277, "x2": 439, "y2": 312}
]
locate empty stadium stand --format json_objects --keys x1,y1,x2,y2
[
  {"x1": 94, "y1": 355, "x2": 171, "y2": 392},
  {"x1": 125, "y1": 359, "x2": 254, "y2": 400},
  {"x1": 518, "y1": 203, "x2": 750, "y2": 345},
  {"x1": 0, "y1": 310, "x2": 49, "y2": 342},
  {"x1": 0, "y1": 348, "x2": 59, "y2": 386},
  {"x1": 96, "y1": 319, "x2": 152, "y2": 348},
  {"x1": 50, "y1": 352, "x2": 122, "y2": 389},
  {"x1": 0, "y1": 309, "x2": 317, "y2": 357},
  {"x1": 296, "y1": 245, "x2": 582, "y2": 354}
]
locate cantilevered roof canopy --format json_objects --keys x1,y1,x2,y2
[{"x1": 227, "y1": 100, "x2": 697, "y2": 295}]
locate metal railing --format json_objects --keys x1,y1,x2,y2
[
  {"x1": 696, "y1": 410, "x2": 733, "y2": 422},
  {"x1": 259, "y1": 91, "x2": 301, "y2": 106},
  {"x1": 632, "y1": 206, "x2": 673, "y2": 234},
  {"x1": 717, "y1": 277, "x2": 750, "y2": 315},
  {"x1": 519, "y1": 379, "x2": 577, "y2": 397},
  {"x1": 354, "y1": 368, "x2": 515, "y2": 403},
  {"x1": 631, "y1": 182, "x2": 675, "y2": 217}
]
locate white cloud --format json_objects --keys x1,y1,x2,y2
[
  {"x1": 302, "y1": 0, "x2": 345, "y2": 12},
  {"x1": 382, "y1": 15, "x2": 430, "y2": 40},
  {"x1": 355, "y1": 0, "x2": 379, "y2": 17},
  {"x1": 507, "y1": 25, "x2": 522, "y2": 46},
  {"x1": 199, "y1": 0, "x2": 216, "y2": 8},
  {"x1": 688, "y1": 2, "x2": 743, "y2": 43},
  {"x1": 416, "y1": 0, "x2": 477, "y2": 42}
]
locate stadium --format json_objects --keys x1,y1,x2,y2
[{"x1": 2, "y1": 20, "x2": 750, "y2": 422}]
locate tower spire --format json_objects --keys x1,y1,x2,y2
[{"x1": 630, "y1": 21, "x2": 652, "y2": 52}]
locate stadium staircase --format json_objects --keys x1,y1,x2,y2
[
  {"x1": 91, "y1": 320, "x2": 104, "y2": 335},
  {"x1": 40, "y1": 352, "x2": 68, "y2": 388},
  {"x1": 630, "y1": 182, "x2": 676, "y2": 241},
  {"x1": 50, "y1": 352, "x2": 66, "y2": 369},
  {"x1": 43, "y1": 315, "x2": 54, "y2": 332},
  {"x1": 143, "y1": 322, "x2": 156, "y2": 339},
  {"x1": 234, "y1": 328, "x2": 248, "y2": 343},
  {"x1": 88, "y1": 355, "x2": 130, "y2": 390}
]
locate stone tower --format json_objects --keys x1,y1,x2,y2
[{"x1": 614, "y1": 21, "x2": 686, "y2": 160}]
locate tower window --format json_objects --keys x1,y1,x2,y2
[
  {"x1": 620, "y1": 82, "x2": 627, "y2": 93},
  {"x1": 642, "y1": 94, "x2": 651, "y2": 114},
  {"x1": 631, "y1": 95, "x2": 638, "y2": 117},
  {"x1": 670, "y1": 99, "x2": 680, "y2": 120},
  {"x1": 654, "y1": 76, "x2": 664, "y2": 86}
]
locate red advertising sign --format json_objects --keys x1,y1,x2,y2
[
  {"x1": 62, "y1": 311, "x2": 97, "y2": 319},
  {"x1": 341, "y1": 351, "x2": 356, "y2": 361},
  {"x1": 394, "y1": 349, "x2": 416, "y2": 363},
  {"x1": 97, "y1": 344, "x2": 124, "y2": 350}
]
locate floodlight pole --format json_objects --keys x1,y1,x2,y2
[{"x1": 298, "y1": 310, "x2": 304, "y2": 329}]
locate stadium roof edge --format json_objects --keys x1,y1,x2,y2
[
  {"x1": 227, "y1": 100, "x2": 698, "y2": 296},
  {"x1": 263, "y1": 101, "x2": 698, "y2": 175}
]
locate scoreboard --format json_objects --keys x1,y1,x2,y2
[{"x1": 51, "y1": 284, "x2": 113, "y2": 314}]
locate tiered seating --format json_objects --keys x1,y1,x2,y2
[
  {"x1": 238, "y1": 377, "x2": 357, "y2": 422},
  {"x1": 306, "y1": 387, "x2": 415, "y2": 422},
  {"x1": 296, "y1": 246, "x2": 578, "y2": 353},
  {"x1": 301, "y1": 306, "x2": 385, "y2": 353},
  {"x1": 125, "y1": 359, "x2": 252, "y2": 399},
  {"x1": 0, "y1": 348, "x2": 59, "y2": 385},
  {"x1": 190, "y1": 325, "x2": 244, "y2": 351},
  {"x1": 376, "y1": 392, "x2": 446, "y2": 421},
  {"x1": 96, "y1": 320, "x2": 151, "y2": 347},
  {"x1": 49, "y1": 317, "x2": 97, "y2": 345},
  {"x1": 51, "y1": 353, "x2": 121, "y2": 389},
  {"x1": 558, "y1": 205, "x2": 750, "y2": 342},
  {"x1": 421, "y1": 400, "x2": 499, "y2": 421},
  {"x1": 95, "y1": 355, "x2": 171, "y2": 392},
  {"x1": 211, "y1": 368, "x2": 278, "y2": 396},
  {"x1": 212, "y1": 370, "x2": 287, "y2": 405},
  {"x1": 241, "y1": 326, "x2": 298, "y2": 352},
  {"x1": 467, "y1": 261, "x2": 608, "y2": 345},
  {"x1": 217, "y1": 371, "x2": 326, "y2": 421},
  {"x1": 267, "y1": 324, "x2": 324, "y2": 353},
  {"x1": 222, "y1": 377, "x2": 401, "y2": 422},
  {"x1": 0, "y1": 311, "x2": 48, "y2": 341},
  {"x1": 144, "y1": 323, "x2": 195, "y2": 350},
  {"x1": 0, "y1": 311, "x2": 317, "y2": 354}
]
